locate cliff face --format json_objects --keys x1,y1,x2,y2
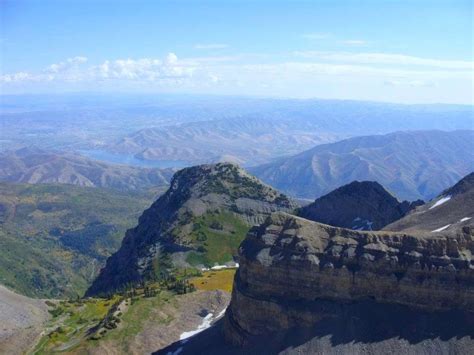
[
  {"x1": 225, "y1": 212, "x2": 474, "y2": 346},
  {"x1": 86, "y1": 163, "x2": 296, "y2": 296},
  {"x1": 299, "y1": 180, "x2": 423, "y2": 230}
]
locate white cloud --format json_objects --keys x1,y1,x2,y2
[
  {"x1": 1, "y1": 51, "x2": 472, "y2": 104},
  {"x1": 194, "y1": 43, "x2": 229, "y2": 50},
  {"x1": 384, "y1": 79, "x2": 436, "y2": 87},
  {"x1": 46, "y1": 56, "x2": 88, "y2": 73},
  {"x1": 0, "y1": 72, "x2": 35, "y2": 83},
  {"x1": 1, "y1": 53, "x2": 196, "y2": 84},
  {"x1": 92, "y1": 55, "x2": 196, "y2": 82},
  {"x1": 293, "y1": 51, "x2": 473, "y2": 70}
]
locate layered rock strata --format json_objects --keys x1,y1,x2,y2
[{"x1": 225, "y1": 212, "x2": 474, "y2": 345}]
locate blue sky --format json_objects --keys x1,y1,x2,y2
[{"x1": 1, "y1": 0, "x2": 472, "y2": 103}]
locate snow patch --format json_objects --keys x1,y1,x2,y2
[
  {"x1": 216, "y1": 307, "x2": 227, "y2": 319},
  {"x1": 201, "y1": 263, "x2": 239, "y2": 271},
  {"x1": 431, "y1": 224, "x2": 451, "y2": 233},
  {"x1": 460, "y1": 217, "x2": 472, "y2": 222},
  {"x1": 352, "y1": 218, "x2": 373, "y2": 231},
  {"x1": 211, "y1": 265, "x2": 228, "y2": 270},
  {"x1": 429, "y1": 196, "x2": 451, "y2": 210},
  {"x1": 170, "y1": 306, "x2": 228, "y2": 354},
  {"x1": 179, "y1": 313, "x2": 214, "y2": 340}
]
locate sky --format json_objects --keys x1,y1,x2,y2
[{"x1": 0, "y1": 0, "x2": 473, "y2": 104}]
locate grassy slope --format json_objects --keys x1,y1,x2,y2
[
  {"x1": 32, "y1": 269, "x2": 234, "y2": 354},
  {"x1": 0, "y1": 183, "x2": 155, "y2": 298},
  {"x1": 190, "y1": 269, "x2": 236, "y2": 293},
  {"x1": 183, "y1": 211, "x2": 250, "y2": 267},
  {"x1": 33, "y1": 296, "x2": 121, "y2": 354}
]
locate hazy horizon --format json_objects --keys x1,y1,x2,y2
[{"x1": 1, "y1": 0, "x2": 472, "y2": 104}]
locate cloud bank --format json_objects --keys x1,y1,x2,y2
[{"x1": 1, "y1": 51, "x2": 472, "y2": 104}]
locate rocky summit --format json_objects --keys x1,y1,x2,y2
[
  {"x1": 299, "y1": 180, "x2": 423, "y2": 230},
  {"x1": 86, "y1": 163, "x2": 296, "y2": 296},
  {"x1": 224, "y1": 212, "x2": 474, "y2": 349},
  {"x1": 385, "y1": 172, "x2": 474, "y2": 233}
]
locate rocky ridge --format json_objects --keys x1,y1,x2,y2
[
  {"x1": 225, "y1": 212, "x2": 474, "y2": 346},
  {"x1": 385, "y1": 172, "x2": 474, "y2": 233},
  {"x1": 87, "y1": 163, "x2": 296, "y2": 296}
]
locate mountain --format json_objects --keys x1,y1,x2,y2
[
  {"x1": 251, "y1": 130, "x2": 474, "y2": 201},
  {"x1": 86, "y1": 163, "x2": 296, "y2": 296},
  {"x1": 0, "y1": 183, "x2": 154, "y2": 298},
  {"x1": 384, "y1": 172, "x2": 474, "y2": 233},
  {"x1": 0, "y1": 147, "x2": 174, "y2": 191},
  {"x1": 109, "y1": 100, "x2": 473, "y2": 166},
  {"x1": 110, "y1": 117, "x2": 340, "y2": 166},
  {"x1": 4, "y1": 95, "x2": 471, "y2": 165},
  {"x1": 220, "y1": 213, "x2": 473, "y2": 353},
  {"x1": 158, "y1": 174, "x2": 474, "y2": 354},
  {"x1": 299, "y1": 181, "x2": 424, "y2": 230},
  {"x1": 158, "y1": 211, "x2": 474, "y2": 354}
]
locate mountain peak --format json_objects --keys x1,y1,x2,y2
[
  {"x1": 299, "y1": 180, "x2": 423, "y2": 230},
  {"x1": 384, "y1": 172, "x2": 474, "y2": 233},
  {"x1": 326, "y1": 180, "x2": 397, "y2": 199},
  {"x1": 166, "y1": 162, "x2": 291, "y2": 204},
  {"x1": 168, "y1": 162, "x2": 256, "y2": 196},
  {"x1": 86, "y1": 164, "x2": 296, "y2": 296}
]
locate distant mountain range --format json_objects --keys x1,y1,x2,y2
[
  {"x1": 251, "y1": 130, "x2": 474, "y2": 201},
  {"x1": 0, "y1": 147, "x2": 174, "y2": 191},
  {"x1": 107, "y1": 100, "x2": 474, "y2": 165},
  {"x1": 4, "y1": 95, "x2": 471, "y2": 167},
  {"x1": 299, "y1": 181, "x2": 423, "y2": 230},
  {"x1": 110, "y1": 117, "x2": 341, "y2": 165}
]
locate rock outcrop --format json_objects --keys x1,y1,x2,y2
[
  {"x1": 225, "y1": 212, "x2": 474, "y2": 346},
  {"x1": 299, "y1": 180, "x2": 423, "y2": 230},
  {"x1": 86, "y1": 163, "x2": 296, "y2": 296},
  {"x1": 385, "y1": 172, "x2": 474, "y2": 233}
]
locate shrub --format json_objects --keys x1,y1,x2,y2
[
  {"x1": 210, "y1": 221, "x2": 224, "y2": 230},
  {"x1": 196, "y1": 231, "x2": 207, "y2": 241}
]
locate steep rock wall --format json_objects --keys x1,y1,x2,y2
[{"x1": 225, "y1": 212, "x2": 474, "y2": 345}]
